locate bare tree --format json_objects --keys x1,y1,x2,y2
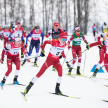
[
  {"x1": 84, "y1": 0, "x2": 90, "y2": 34},
  {"x1": 29, "y1": 0, "x2": 35, "y2": 27}
]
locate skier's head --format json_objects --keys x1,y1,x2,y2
[
  {"x1": 54, "y1": 21, "x2": 59, "y2": 30},
  {"x1": 104, "y1": 22, "x2": 107, "y2": 25},
  {"x1": 74, "y1": 26, "x2": 80, "y2": 35},
  {"x1": 59, "y1": 31, "x2": 68, "y2": 44},
  {"x1": 4, "y1": 25, "x2": 9, "y2": 30},
  {"x1": 35, "y1": 26, "x2": 40, "y2": 33},
  {"x1": 0, "y1": 26, "x2": 2, "y2": 31},
  {"x1": 16, "y1": 22, "x2": 21, "y2": 28}
]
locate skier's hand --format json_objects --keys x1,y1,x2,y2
[
  {"x1": 40, "y1": 50, "x2": 45, "y2": 57},
  {"x1": 86, "y1": 44, "x2": 90, "y2": 50},
  {"x1": 68, "y1": 45, "x2": 71, "y2": 49},
  {"x1": 40, "y1": 43, "x2": 43, "y2": 48},
  {"x1": 46, "y1": 34, "x2": 49, "y2": 38},
  {"x1": 98, "y1": 45, "x2": 101, "y2": 50},
  {"x1": 59, "y1": 54, "x2": 62, "y2": 59},
  {"x1": 25, "y1": 44, "x2": 28, "y2": 48}
]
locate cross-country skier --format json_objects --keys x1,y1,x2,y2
[
  {"x1": 67, "y1": 26, "x2": 88, "y2": 75},
  {"x1": 46, "y1": 21, "x2": 70, "y2": 70},
  {"x1": 92, "y1": 23, "x2": 96, "y2": 37},
  {"x1": 89, "y1": 32, "x2": 107, "y2": 77},
  {"x1": 21, "y1": 26, "x2": 44, "y2": 67},
  {"x1": 0, "y1": 26, "x2": 3, "y2": 40},
  {"x1": 22, "y1": 31, "x2": 68, "y2": 96},
  {"x1": 102, "y1": 22, "x2": 108, "y2": 33},
  {"x1": 86, "y1": 40, "x2": 108, "y2": 73},
  {"x1": 9, "y1": 22, "x2": 26, "y2": 58},
  {"x1": 0, "y1": 25, "x2": 11, "y2": 64},
  {"x1": 0, "y1": 35, "x2": 22, "y2": 87}
]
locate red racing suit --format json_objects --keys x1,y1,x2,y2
[
  {"x1": 90, "y1": 41, "x2": 108, "y2": 72},
  {"x1": 11, "y1": 27, "x2": 26, "y2": 57},
  {"x1": 36, "y1": 40, "x2": 66, "y2": 78},
  {"x1": 4, "y1": 42, "x2": 21, "y2": 76},
  {"x1": 1, "y1": 29, "x2": 11, "y2": 60},
  {"x1": 68, "y1": 32, "x2": 88, "y2": 67}
]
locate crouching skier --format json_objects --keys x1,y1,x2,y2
[
  {"x1": 0, "y1": 35, "x2": 22, "y2": 88},
  {"x1": 22, "y1": 31, "x2": 68, "y2": 98}
]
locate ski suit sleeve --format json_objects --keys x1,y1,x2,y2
[
  {"x1": 26, "y1": 31, "x2": 33, "y2": 44},
  {"x1": 41, "y1": 32, "x2": 44, "y2": 44},
  {"x1": 67, "y1": 35, "x2": 74, "y2": 46},
  {"x1": 41, "y1": 40, "x2": 52, "y2": 50},
  {"x1": 82, "y1": 34, "x2": 88, "y2": 44},
  {"x1": 61, "y1": 51, "x2": 66, "y2": 58},
  {"x1": 89, "y1": 41, "x2": 102, "y2": 48},
  {"x1": 4, "y1": 44, "x2": 11, "y2": 52},
  {"x1": 46, "y1": 30, "x2": 52, "y2": 38}
]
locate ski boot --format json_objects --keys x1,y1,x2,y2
[
  {"x1": 77, "y1": 66, "x2": 81, "y2": 75},
  {"x1": 0, "y1": 77, "x2": 6, "y2": 88},
  {"x1": 68, "y1": 67, "x2": 73, "y2": 75},
  {"x1": 21, "y1": 59, "x2": 26, "y2": 66},
  {"x1": 21, "y1": 53, "x2": 24, "y2": 58},
  {"x1": 34, "y1": 59, "x2": 37, "y2": 67},
  {"x1": 23, "y1": 82, "x2": 34, "y2": 95},
  {"x1": 52, "y1": 66, "x2": 55, "y2": 71},
  {"x1": 92, "y1": 68, "x2": 98, "y2": 77},
  {"x1": 0, "y1": 59, "x2": 4, "y2": 64},
  {"x1": 66, "y1": 61, "x2": 71, "y2": 68},
  {"x1": 13, "y1": 76, "x2": 19, "y2": 84},
  {"x1": 55, "y1": 83, "x2": 62, "y2": 95}
]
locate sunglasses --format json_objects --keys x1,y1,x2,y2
[
  {"x1": 54, "y1": 25, "x2": 59, "y2": 26},
  {"x1": 76, "y1": 31, "x2": 80, "y2": 32},
  {"x1": 62, "y1": 39, "x2": 67, "y2": 41}
]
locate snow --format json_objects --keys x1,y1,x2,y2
[{"x1": 0, "y1": 34, "x2": 108, "y2": 108}]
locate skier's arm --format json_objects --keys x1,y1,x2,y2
[
  {"x1": 41, "y1": 40, "x2": 52, "y2": 50},
  {"x1": 26, "y1": 31, "x2": 33, "y2": 44},
  {"x1": 41, "y1": 32, "x2": 44, "y2": 44},
  {"x1": 82, "y1": 34, "x2": 88, "y2": 44},
  {"x1": 46, "y1": 30, "x2": 52, "y2": 38},
  {"x1": 89, "y1": 41, "x2": 102, "y2": 48},
  {"x1": 67, "y1": 35, "x2": 74, "y2": 46}
]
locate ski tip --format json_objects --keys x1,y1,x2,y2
[
  {"x1": 101, "y1": 99, "x2": 108, "y2": 102},
  {"x1": 69, "y1": 96, "x2": 81, "y2": 99}
]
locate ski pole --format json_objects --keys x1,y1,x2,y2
[
  {"x1": 83, "y1": 50, "x2": 87, "y2": 75},
  {"x1": 62, "y1": 49, "x2": 70, "y2": 66},
  {"x1": 68, "y1": 49, "x2": 88, "y2": 63}
]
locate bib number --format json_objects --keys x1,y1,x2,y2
[{"x1": 56, "y1": 52, "x2": 60, "y2": 56}]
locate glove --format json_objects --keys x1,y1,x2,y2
[
  {"x1": 21, "y1": 59, "x2": 26, "y2": 66},
  {"x1": 40, "y1": 43, "x2": 43, "y2": 47},
  {"x1": 86, "y1": 44, "x2": 90, "y2": 50},
  {"x1": 25, "y1": 44, "x2": 28, "y2": 48},
  {"x1": 98, "y1": 45, "x2": 101, "y2": 50},
  {"x1": 59, "y1": 54, "x2": 62, "y2": 59},
  {"x1": 40, "y1": 50, "x2": 45, "y2": 57},
  {"x1": 68, "y1": 45, "x2": 71, "y2": 49}
]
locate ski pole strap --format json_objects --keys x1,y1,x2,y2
[{"x1": 68, "y1": 49, "x2": 88, "y2": 63}]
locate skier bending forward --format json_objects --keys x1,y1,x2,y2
[{"x1": 22, "y1": 31, "x2": 68, "y2": 96}]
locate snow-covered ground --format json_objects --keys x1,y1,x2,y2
[{"x1": 0, "y1": 34, "x2": 108, "y2": 108}]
